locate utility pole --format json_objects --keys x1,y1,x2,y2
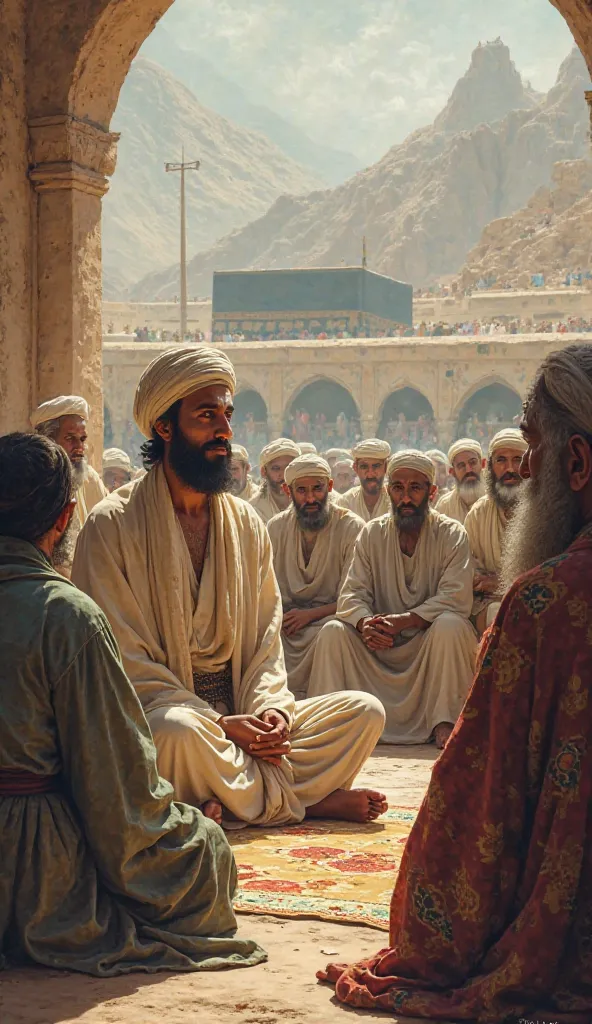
[{"x1": 165, "y1": 149, "x2": 200, "y2": 341}]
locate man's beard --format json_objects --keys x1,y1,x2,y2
[
  {"x1": 295, "y1": 494, "x2": 331, "y2": 532},
  {"x1": 391, "y1": 493, "x2": 430, "y2": 533},
  {"x1": 267, "y1": 477, "x2": 285, "y2": 496},
  {"x1": 229, "y1": 473, "x2": 247, "y2": 496},
  {"x1": 169, "y1": 429, "x2": 232, "y2": 494},
  {"x1": 52, "y1": 516, "x2": 77, "y2": 569},
  {"x1": 457, "y1": 475, "x2": 485, "y2": 507},
  {"x1": 360, "y1": 477, "x2": 384, "y2": 495},
  {"x1": 488, "y1": 469, "x2": 523, "y2": 511},
  {"x1": 500, "y1": 444, "x2": 584, "y2": 592},
  {"x1": 70, "y1": 456, "x2": 89, "y2": 489}
]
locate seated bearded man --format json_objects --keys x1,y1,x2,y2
[
  {"x1": 334, "y1": 439, "x2": 391, "y2": 521},
  {"x1": 464, "y1": 428, "x2": 527, "y2": 633},
  {"x1": 249, "y1": 438, "x2": 300, "y2": 524},
  {"x1": 310, "y1": 450, "x2": 477, "y2": 749},
  {"x1": 0, "y1": 432, "x2": 264, "y2": 976},
  {"x1": 229, "y1": 444, "x2": 257, "y2": 501},
  {"x1": 73, "y1": 347, "x2": 386, "y2": 827},
  {"x1": 103, "y1": 447, "x2": 133, "y2": 492},
  {"x1": 267, "y1": 454, "x2": 364, "y2": 699},
  {"x1": 331, "y1": 458, "x2": 356, "y2": 495},
  {"x1": 318, "y1": 344, "x2": 592, "y2": 1024},
  {"x1": 435, "y1": 437, "x2": 485, "y2": 524}
]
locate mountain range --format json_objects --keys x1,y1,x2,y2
[{"x1": 130, "y1": 41, "x2": 591, "y2": 300}]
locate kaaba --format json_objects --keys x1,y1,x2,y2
[{"x1": 211, "y1": 267, "x2": 413, "y2": 339}]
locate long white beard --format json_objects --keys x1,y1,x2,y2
[
  {"x1": 457, "y1": 478, "x2": 485, "y2": 506},
  {"x1": 492, "y1": 479, "x2": 523, "y2": 510},
  {"x1": 500, "y1": 449, "x2": 583, "y2": 593},
  {"x1": 70, "y1": 457, "x2": 89, "y2": 490}
]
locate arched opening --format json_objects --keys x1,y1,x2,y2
[
  {"x1": 285, "y1": 379, "x2": 360, "y2": 449},
  {"x1": 455, "y1": 382, "x2": 523, "y2": 451},
  {"x1": 378, "y1": 387, "x2": 438, "y2": 452},
  {"x1": 232, "y1": 389, "x2": 269, "y2": 459}
]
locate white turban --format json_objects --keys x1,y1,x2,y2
[
  {"x1": 103, "y1": 448, "x2": 132, "y2": 472},
  {"x1": 352, "y1": 438, "x2": 391, "y2": 460},
  {"x1": 387, "y1": 449, "x2": 436, "y2": 485},
  {"x1": 259, "y1": 438, "x2": 300, "y2": 469},
  {"x1": 333, "y1": 458, "x2": 354, "y2": 470},
  {"x1": 425, "y1": 448, "x2": 449, "y2": 466},
  {"x1": 489, "y1": 428, "x2": 528, "y2": 456},
  {"x1": 298, "y1": 442, "x2": 318, "y2": 454},
  {"x1": 133, "y1": 345, "x2": 236, "y2": 438},
  {"x1": 284, "y1": 454, "x2": 331, "y2": 487},
  {"x1": 30, "y1": 395, "x2": 89, "y2": 429},
  {"x1": 536, "y1": 346, "x2": 592, "y2": 435},
  {"x1": 448, "y1": 438, "x2": 483, "y2": 464},
  {"x1": 231, "y1": 444, "x2": 249, "y2": 463},
  {"x1": 325, "y1": 447, "x2": 351, "y2": 460}
]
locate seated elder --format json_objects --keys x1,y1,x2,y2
[
  {"x1": 310, "y1": 449, "x2": 477, "y2": 748},
  {"x1": 318, "y1": 344, "x2": 592, "y2": 1023},
  {"x1": 0, "y1": 431, "x2": 264, "y2": 976}
]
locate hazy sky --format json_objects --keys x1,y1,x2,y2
[{"x1": 157, "y1": 0, "x2": 575, "y2": 161}]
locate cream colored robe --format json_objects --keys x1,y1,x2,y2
[
  {"x1": 464, "y1": 493, "x2": 506, "y2": 623},
  {"x1": 268, "y1": 504, "x2": 364, "y2": 698},
  {"x1": 249, "y1": 484, "x2": 288, "y2": 524},
  {"x1": 309, "y1": 510, "x2": 477, "y2": 744},
  {"x1": 435, "y1": 487, "x2": 474, "y2": 525},
  {"x1": 77, "y1": 466, "x2": 108, "y2": 526},
  {"x1": 333, "y1": 484, "x2": 391, "y2": 522},
  {"x1": 72, "y1": 465, "x2": 384, "y2": 826}
]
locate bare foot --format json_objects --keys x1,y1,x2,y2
[
  {"x1": 306, "y1": 788, "x2": 388, "y2": 823},
  {"x1": 434, "y1": 722, "x2": 454, "y2": 749},
  {"x1": 201, "y1": 798, "x2": 223, "y2": 825}
]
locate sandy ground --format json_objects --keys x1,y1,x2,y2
[{"x1": 1, "y1": 746, "x2": 442, "y2": 1024}]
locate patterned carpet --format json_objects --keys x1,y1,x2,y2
[{"x1": 229, "y1": 806, "x2": 417, "y2": 930}]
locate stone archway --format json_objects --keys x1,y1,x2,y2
[
  {"x1": 232, "y1": 389, "x2": 269, "y2": 454},
  {"x1": 285, "y1": 378, "x2": 360, "y2": 449},
  {"x1": 377, "y1": 387, "x2": 438, "y2": 451},
  {"x1": 455, "y1": 381, "x2": 523, "y2": 452}
]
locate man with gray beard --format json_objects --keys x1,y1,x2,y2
[
  {"x1": 309, "y1": 450, "x2": 477, "y2": 748},
  {"x1": 317, "y1": 345, "x2": 592, "y2": 1023},
  {"x1": 30, "y1": 395, "x2": 107, "y2": 576},
  {"x1": 436, "y1": 438, "x2": 485, "y2": 524},
  {"x1": 464, "y1": 428, "x2": 527, "y2": 633},
  {"x1": 267, "y1": 454, "x2": 366, "y2": 701}
]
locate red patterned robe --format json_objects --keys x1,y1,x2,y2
[{"x1": 326, "y1": 535, "x2": 592, "y2": 1021}]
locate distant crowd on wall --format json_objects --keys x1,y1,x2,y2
[{"x1": 415, "y1": 268, "x2": 592, "y2": 296}]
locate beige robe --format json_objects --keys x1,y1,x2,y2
[
  {"x1": 268, "y1": 504, "x2": 364, "y2": 698},
  {"x1": 333, "y1": 484, "x2": 391, "y2": 522},
  {"x1": 249, "y1": 484, "x2": 288, "y2": 524},
  {"x1": 309, "y1": 510, "x2": 477, "y2": 744},
  {"x1": 464, "y1": 494, "x2": 506, "y2": 624},
  {"x1": 435, "y1": 486, "x2": 474, "y2": 525},
  {"x1": 77, "y1": 465, "x2": 108, "y2": 526},
  {"x1": 72, "y1": 465, "x2": 384, "y2": 826}
]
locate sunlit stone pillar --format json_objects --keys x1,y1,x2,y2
[{"x1": 28, "y1": 114, "x2": 119, "y2": 461}]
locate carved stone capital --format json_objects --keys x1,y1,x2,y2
[{"x1": 28, "y1": 115, "x2": 120, "y2": 197}]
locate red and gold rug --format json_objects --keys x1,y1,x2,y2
[{"x1": 229, "y1": 807, "x2": 417, "y2": 931}]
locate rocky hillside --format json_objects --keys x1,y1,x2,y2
[
  {"x1": 455, "y1": 158, "x2": 592, "y2": 290},
  {"x1": 130, "y1": 42, "x2": 591, "y2": 300},
  {"x1": 102, "y1": 58, "x2": 322, "y2": 295}
]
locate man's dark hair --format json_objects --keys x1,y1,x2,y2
[
  {"x1": 140, "y1": 400, "x2": 181, "y2": 468},
  {"x1": 0, "y1": 432, "x2": 72, "y2": 542}
]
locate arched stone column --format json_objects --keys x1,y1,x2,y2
[{"x1": 29, "y1": 116, "x2": 119, "y2": 457}]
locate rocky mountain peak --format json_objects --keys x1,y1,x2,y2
[{"x1": 433, "y1": 38, "x2": 538, "y2": 135}]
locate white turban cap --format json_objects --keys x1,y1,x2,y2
[
  {"x1": 133, "y1": 345, "x2": 236, "y2": 438},
  {"x1": 284, "y1": 454, "x2": 332, "y2": 487},
  {"x1": 259, "y1": 438, "x2": 301, "y2": 468},
  {"x1": 352, "y1": 438, "x2": 391, "y2": 460},
  {"x1": 388, "y1": 449, "x2": 436, "y2": 485},
  {"x1": 425, "y1": 448, "x2": 449, "y2": 466},
  {"x1": 231, "y1": 444, "x2": 249, "y2": 463},
  {"x1": 103, "y1": 448, "x2": 132, "y2": 472},
  {"x1": 448, "y1": 438, "x2": 483, "y2": 463},
  {"x1": 297, "y1": 442, "x2": 318, "y2": 454},
  {"x1": 489, "y1": 428, "x2": 528, "y2": 456},
  {"x1": 30, "y1": 395, "x2": 89, "y2": 429},
  {"x1": 333, "y1": 458, "x2": 354, "y2": 470},
  {"x1": 325, "y1": 447, "x2": 351, "y2": 460}
]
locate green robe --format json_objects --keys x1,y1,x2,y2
[{"x1": 0, "y1": 537, "x2": 266, "y2": 976}]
